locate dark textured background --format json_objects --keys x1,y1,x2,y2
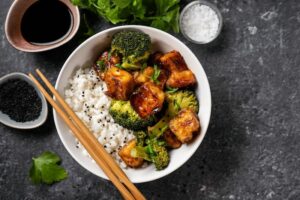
[{"x1": 0, "y1": 0, "x2": 299, "y2": 199}]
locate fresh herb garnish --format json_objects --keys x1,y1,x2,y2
[
  {"x1": 70, "y1": 0, "x2": 180, "y2": 33},
  {"x1": 115, "y1": 63, "x2": 125, "y2": 69},
  {"x1": 29, "y1": 151, "x2": 68, "y2": 185},
  {"x1": 166, "y1": 86, "x2": 179, "y2": 93},
  {"x1": 96, "y1": 60, "x2": 105, "y2": 71},
  {"x1": 141, "y1": 63, "x2": 147, "y2": 71},
  {"x1": 173, "y1": 99, "x2": 181, "y2": 112},
  {"x1": 151, "y1": 65, "x2": 161, "y2": 84},
  {"x1": 107, "y1": 52, "x2": 112, "y2": 61}
]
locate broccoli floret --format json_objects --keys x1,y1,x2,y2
[
  {"x1": 109, "y1": 100, "x2": 156, "y2": 131},
  {"x1": 134, "y1": 131, "x2": 147, "y2": 146},
  {"x1": 148, "y1": 90, "x2": 199, "y2": 138},
  {"x1": 150, "y1": 140, "x2": 170, "y2": 170},
  {"x1": 131, "y1": 138, "x2": 170, "y2": 170},
  {"x1": 166, "y1": 90, "x2": 199, "y2": 118},
  {"x1": 111, "y1": 30, "x2": 151, "y2": 70}
]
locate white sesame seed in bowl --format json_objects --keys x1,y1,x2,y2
[{"x1": 54, "y1": 25, "x2": 212, "y2": 183}]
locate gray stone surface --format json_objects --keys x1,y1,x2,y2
[{"x1": 0, "y1": 0, "x2": 299, "y2": 199}]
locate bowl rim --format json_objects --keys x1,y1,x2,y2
[
  {"x1": 179, "y1": 0, "x2": 223, "y2": 44},
  {"x1": 0, "y1": 72, "x2": 48, "y2": 129},
  {"x1": 54, "y1": 25, "x2": 212, "y2": 183}
]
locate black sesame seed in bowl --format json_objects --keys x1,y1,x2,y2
[{"x1": 0, "y1": 72, "x2": 48, "y2": 129}]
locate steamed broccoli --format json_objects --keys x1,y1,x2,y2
[
  {"x1": 109, "y1": 100, "x2": 156, "y2": 131},
  {"x1": 111, "y1": 30, "x2": 151, "y2": 70},
  {"x1": 148, "y1": 90, "x2": 199, "y2": 138},
  {"x1": 131, "y1": 138, "x2": 170, "y2": 170},
  {"x1": 134, "y1": 131, "x2": 147, "y2": 146},
  {"x1": 166, "y1": 90, "x2": 199, "y2": 118}
]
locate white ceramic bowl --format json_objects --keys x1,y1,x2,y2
[
  {"x1": 54, "y1": 25, "x2": 211, "y2": 183},
  {"x1": 0, "y1": 72, "x2": 48, "y2": 129}
]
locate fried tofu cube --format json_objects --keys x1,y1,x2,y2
[
  {"x1": 163, "y1": 129, "x2": 182, "y2": 149},
  {"x1": 160, "y1": 50, "x2": 188, "y2": 72},
  {"x1": 160, "y1": 50, "x2": 196, "y2": 88},
  {"x1": 166, "y1": 70, "x2": 196, "y2": 88},
  {"x1": 169, "y1": 109, "x2": 200, "y2": 143},
  {"x1": 134, "y1": 67, "x2": 154, "y2": 85},
  {"x1": 134, "y1": 66, "x2": 168, "y2": 89},
  {"x1": 104, "y1": 66, "x2": 135, "y2": 100},
  {"x1": 148, "y1": 52, "x2": 164, "y2": 66},
  {"x1": 130, "y1": 82, "x2": 165, "y2": 118},
  {"x1": 118, "y1": 140, "x2": 143, "y2": 168}
]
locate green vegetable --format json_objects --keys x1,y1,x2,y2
[
  {"x1": 166, "y1": 90, "x2": 199, "y2": 118},
  {"x1": 134, "y1": 131, "x2": 147, "y2": 146},
  {"x1": 29, "y1": 151, "x2": 68, "y2": 185},
  {"x1": 70, "y1": 0, "x2": 180, "y2": 33},
  {"x1": 166, "y1": 86, "x2": 178, "y2": 93},
  {"x1": 109, "y1": 100, "x2": 157, "y2": 131},
  {"x1": 115, "y1": 63, "x2": 126, "y2": 69},
  {"x1": 148, "y1": 90, "x2": 199, "y2": 137},
  {"x1": 131, "y1": 138, "x2": 169, "y2": 170},
  {"x1": 151, "y1": 65, "x2": 161, "y2": 84},
  {"x1": 111, "y1": 30, "x2": 151, "y2": 70},
  {"x1": 96, "y1": 60, "x2": 105, "y2": 71}
]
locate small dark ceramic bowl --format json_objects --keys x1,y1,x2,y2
[{"x1": 5, "y1": 0, "x2": 80, "y2": 52}]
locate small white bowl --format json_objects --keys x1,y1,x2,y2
[
  {"x1": 0, "y1": 73, "x2": 48, "y2": 129},
  {"x1": 54, "y1": 25, "x2": 212, "y2": 183},
  {"x1": 180, "y1": 0, "x2": 223, "y2": 44}
]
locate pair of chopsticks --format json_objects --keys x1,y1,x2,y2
[{"x1": 29, "y1": 69, "x2": 145, "y2": 200}]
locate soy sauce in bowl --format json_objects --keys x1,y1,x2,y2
[{"x1": 21, "y1": 0, "x2": 73, "y2": 45}]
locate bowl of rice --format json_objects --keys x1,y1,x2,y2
[{"x1": 54, "y1": 25, "x2": 211, "y2": 183}]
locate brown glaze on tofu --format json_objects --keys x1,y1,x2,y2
[
  {"x1": 130, "y1": 82, "x2": 165, "y2": 118},
  {"x1": 134, "y1": 66, "x2": 168, "y2": 89},
  {"x1": 118, "y1": 140, "x2": 144, "y2": 168},
  {"x1": 104, "y1": 66, "x2": 135, "y2": 100},
  {"x1": 94, "y1": 51, "x2": 121, "y2": 80},
  {"x1": 160, "y1": 50, "x2": 188, "y2": 72},
  {"x1": 163, "y1": 129, "x2": 182, "y2": 149},
  {"x1": 169, "y1": 109, "x2": 200, "y2": 143},
  {"x1": 134, "y1": 67, "x2": 154, "y2": 86},
  {"x1": 166, "y1": 70, "x2": 196, "y2": 88},
  {"x1": 160, "y1": 50, "x2": 196, "y2": 88}
]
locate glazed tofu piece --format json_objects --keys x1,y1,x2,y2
[
  {"x1": 104, "y1": 66, "x2": 135, "y2": 100},
  {"x1": 130, "y1": 82, "x2": 165, "y2": 118},
  {"x1": 163, "y1": 129, "x2": 182, "y2": 149},
  {"x1": 134, "y1": 66, "x2": 168, "y2": 89},
  {"x1": 169, "y1": 109, "x2": 200, "y2": 143},
  {"x1": 160, "y1": 50, "x2": 188, "y2": 72},
  {"x1": 148, "y1": 52, "x2": 164, "y2": 66},
  {"x1": 166, "y1": 70, "x2": 196, "y2": 88},
  {"x1": 160, "y1": 50, "x2": 196, "y2": 88},
  {"x1": 118, "y1": 140, "x2": 143, "y2": 168},
  {"x1": 134, "y1": 66, "x2": 154, "y2": 85},
  {"x1": 93, "y1": 51, "x2": 121, "y2": 80}
]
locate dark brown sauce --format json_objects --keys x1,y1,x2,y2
[{"x1": 21, "y1": 0, "x2": 72, "y2": 45}]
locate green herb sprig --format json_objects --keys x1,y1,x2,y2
[
  {"x1": 29, "y1": 151, "x2": 68, "y2": 185},
  {"x1": 70, "y1": 0, "x2": 180, "y2": 33}
]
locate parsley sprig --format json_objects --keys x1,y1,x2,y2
[{"x1": 29, "y1": 151, "x2": 68, "y2": 185}]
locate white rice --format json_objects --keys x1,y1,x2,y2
[{"x1": 64, "y1": 68, "x2": 135, "y2": 168}]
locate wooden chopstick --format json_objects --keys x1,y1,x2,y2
[
  {"x1": 28, "y1": 73, "x2": 136, "y2": 200},
  {"x1": 35, "y1": 69, "x2": 146, "y2": 200}
]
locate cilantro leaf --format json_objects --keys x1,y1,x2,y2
[
  {"x1": 166, "y1": 86, "x2": 179, "y2": 93},
  {"x1": 151, "y1": 65, "x2": 161, "y2": 84},
  {"x1": 29, "y1": 151, "x2": 68, "y2": 185}
]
